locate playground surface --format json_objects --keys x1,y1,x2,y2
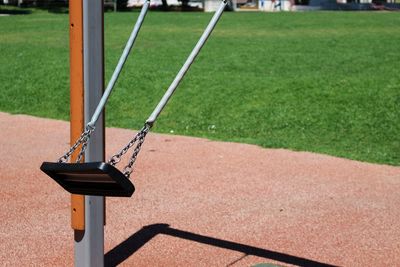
[{"x1": 1, "y1": 112, "x2": 399, "y2": 266}]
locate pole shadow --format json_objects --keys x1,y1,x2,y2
[{"x1": 105, "y1": 223, "x2": 337, "y2": 267}]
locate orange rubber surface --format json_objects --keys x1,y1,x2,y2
[{"x1": 1, "y1": 112, "x2": 399, "y2": 266}]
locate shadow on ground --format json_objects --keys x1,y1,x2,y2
[{"x1": 105, "y1": 224, "x2": 337, "y2": 267}]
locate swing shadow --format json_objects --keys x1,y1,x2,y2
[{"x1": 104, "y1": 223, "x2": 337, "y2": 267}]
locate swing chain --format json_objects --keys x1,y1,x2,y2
[
  {"x1": 76, "y1": 135, "x2": 90, "y2": 163},
  {"x1": 58, "y1": 125, "x2": 95, "y2": 163},
  {"x1": 108, "y1": 123, "x2": 151, "y2": 170},
  {"x1": 122, "y1": 124, "x2": 150, "y2": 177}
]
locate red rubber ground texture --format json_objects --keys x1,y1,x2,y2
[{"x1": 1, "y1": 112, "x2": 399, "y2": 266}]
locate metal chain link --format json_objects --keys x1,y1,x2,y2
[
  {"x1": 58, "y1": 125, "x2": 95, "y2": 163},
  {"x1": 108, "y1": 123, "x2": 150, "y2": 177},
  {"x1": 76, "y1": 135, "x2": 90, "y2": 163},
  {"x1": 108, "y1": 131, "x2": 140, "y2": 166},
  {"x1": 122, "y1": 126, "x2": 149, "y2": 177}
]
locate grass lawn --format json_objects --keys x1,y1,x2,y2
[{"x1": 0, "y1": 8, "x2": 399, "y2": 165}]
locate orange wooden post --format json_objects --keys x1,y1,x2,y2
[{"x1": 69, "y1": 0, "x2": 85, "y2": 231}]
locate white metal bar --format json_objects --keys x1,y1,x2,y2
[
  {"x1": 146, "y1": 0, "x2": 226, "y2": 125},
  {"x1": 74, "y1": 1, "x2": 105, "y2": 266},
  {"x1": 88, "y1": 0, "x2": 150, "y2": 128}
]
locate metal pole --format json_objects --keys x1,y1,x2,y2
[
  {"x1": 74, "y1": 0, "x2": 105, "y2": 266},
  {"x1": 146, "y1": 0, "x2": 227, "y2": 125}
]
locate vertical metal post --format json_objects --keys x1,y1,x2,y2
[{"x1": 74, "y1": 0, "x2": 105, "y2": 266}]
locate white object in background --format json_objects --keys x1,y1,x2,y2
[
  {"x1": 204, "y1": 0, "x2": 222, "y2": 11},
  {"x1": 128, "y1": 0, "x2": 180, "y2": 7}
]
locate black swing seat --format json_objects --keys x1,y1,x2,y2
[{"x1": 40, "y1": 162, "x2": 135, "y2": 197}]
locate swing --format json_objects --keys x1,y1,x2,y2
[{"x1": 40, "y1": 0, "x2": 227, "y2": 197}]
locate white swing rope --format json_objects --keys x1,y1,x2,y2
[
  {"x1": 109, "y1": 0, "x2": 227, "y2": 178},
  {"x1": 58, "y1": 0, "x2": 151, "y2": 163}
]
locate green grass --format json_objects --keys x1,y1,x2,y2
[{"x1": 0, "y1": 8, "x2": 399, "y2": 165}]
